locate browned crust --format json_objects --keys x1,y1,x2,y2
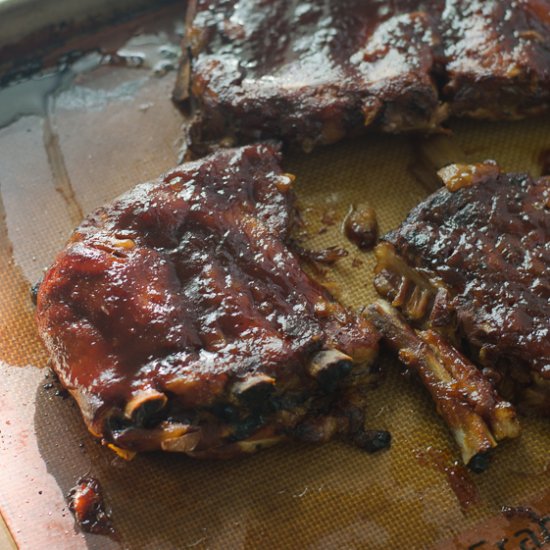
[
  {"x1": 374, "y1": 163, "x2": 550, "y2": 414},
  {"x1": 36, "y1": 144, "x2": 380, "y2": 458},
  {"x1": 175, "y1": 1, "x2": 550, "y2": 156}
]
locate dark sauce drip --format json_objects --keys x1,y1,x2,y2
[
  {"x1": 417, "y1": 448, "x2": 480, "y2": 511},
  {"x1": 67, "y1": 476, "x2": 116, "y2": 538},
  {"x1": 45, "y1": 369, "x2": 69, "y2": 399},
  {"x1": 55, "y1": 387, "x2": 69, "y2": 399},
  {"x1": 343, "y1": 204, "x2": 378, "y2": 251},
  {"x1": 316, "y1": 207, "x2": 339, "y2": 235}
]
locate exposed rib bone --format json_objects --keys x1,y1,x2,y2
[
  {"x1": 124, "y1": 389, "x2": 168, "y2": 425},
  {"x1": 307, "y1": 349, "x2": 354, "y2": 392},
  {"x1": 374, "y1": 241, "x2": 438, "y2": 321},
  {"x1": 232, "y1": 374, "x2": 276, "y2": 406},
  {"x1": 367, "y1": 300, "x2": 520, "y2": 467}
]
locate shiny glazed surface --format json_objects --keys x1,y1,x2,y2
[
  {"x1": 36, "y1": 144, "x2": 379, "y2": 455},
  {"x1": 176, "y1": 0, "x2": 444, "y2": 153},
  {"x1": 175, "y1": 0, "x2": 550, "y2": 153},
  {"x1": 380, "y1": 165, "x2": 550, "y2": 406}
]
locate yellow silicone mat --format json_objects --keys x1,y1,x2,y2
[{"x1": 0, "y1": 7, "x2": 549, "y2": 549}]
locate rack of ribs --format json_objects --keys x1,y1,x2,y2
[
  {"x1": 35, "y1": 144, "x2": 381, "y2": 459},
  {"x1": 174, "y1": 0, "x2": 550, "y2": 156},
  {"x1": 370, "y1": 162, "x2": 549, "y2": 467}
]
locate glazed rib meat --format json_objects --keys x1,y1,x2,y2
[
  {"x1": 174, "y1": 0, "x2": 550, "y2": 155},
  {"x1": 36, "y1": 144, "x2": 380, "y2": 458},
  {"x1": 442, "y1": 0, "x2": 550, "y2": 119},
  {"x1": 175, "y1": 0, "x2": 445, "y2": 155},
  {"x1": 371, "y1": 162, "x2": 549, "y2": 464}
]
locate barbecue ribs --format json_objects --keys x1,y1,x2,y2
[
  {"x1": 174, "y1": 0, "x2": 550, "y2": 155},
  {"x1": 36, "y1": 144, "x2": 380, "y2": 458},
  {"x1": 370, "y1": 162, "x2": 549, "y2": 464}
]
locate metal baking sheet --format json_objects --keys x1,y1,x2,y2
[{"x1": 0, "y1": 3, "x2": 549, "y2": 549}]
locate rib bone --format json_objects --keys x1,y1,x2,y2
[
  {"x1": 367, "y1": 300, "x2": 520, "y2": 467},
  {"x1": 232, "y1": 374, "x2": 276, "y2": 407},
  {"x1": 307, "y1": 350, "x2": 354, "y2": 392},
  {"x1": 124, "y1": 389, "x2": 168, "y2": 426}
]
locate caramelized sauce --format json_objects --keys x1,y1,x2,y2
[
  {"x1": 293, "y1": 243, "x2": 349, "y2": 265},
  {"x1": 67, "y1": 476, "x2": 116, "y2": 537},
  {"x1": 343, "y1": 204, "x2": 378, "y2": 251},
  {"x1": 179, "y1": 0, "x2": 550, "y2": 155},
  {"x1": 178, "y1": 0, "x2": 445, "y2": 154},
  {"x1": 384, "y1": 169, "x2": 550, "y2": 385},
  {"x1": 417, "y1": 447, "x2": 479, "y2": 511}
]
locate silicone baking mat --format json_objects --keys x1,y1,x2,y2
[{"x1": 0, "y1": 6, "x2": 549, "y2": 549}]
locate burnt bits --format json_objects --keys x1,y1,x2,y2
[{"x1": 36, "y1": 144, "x2": 380, "y2": 458}]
